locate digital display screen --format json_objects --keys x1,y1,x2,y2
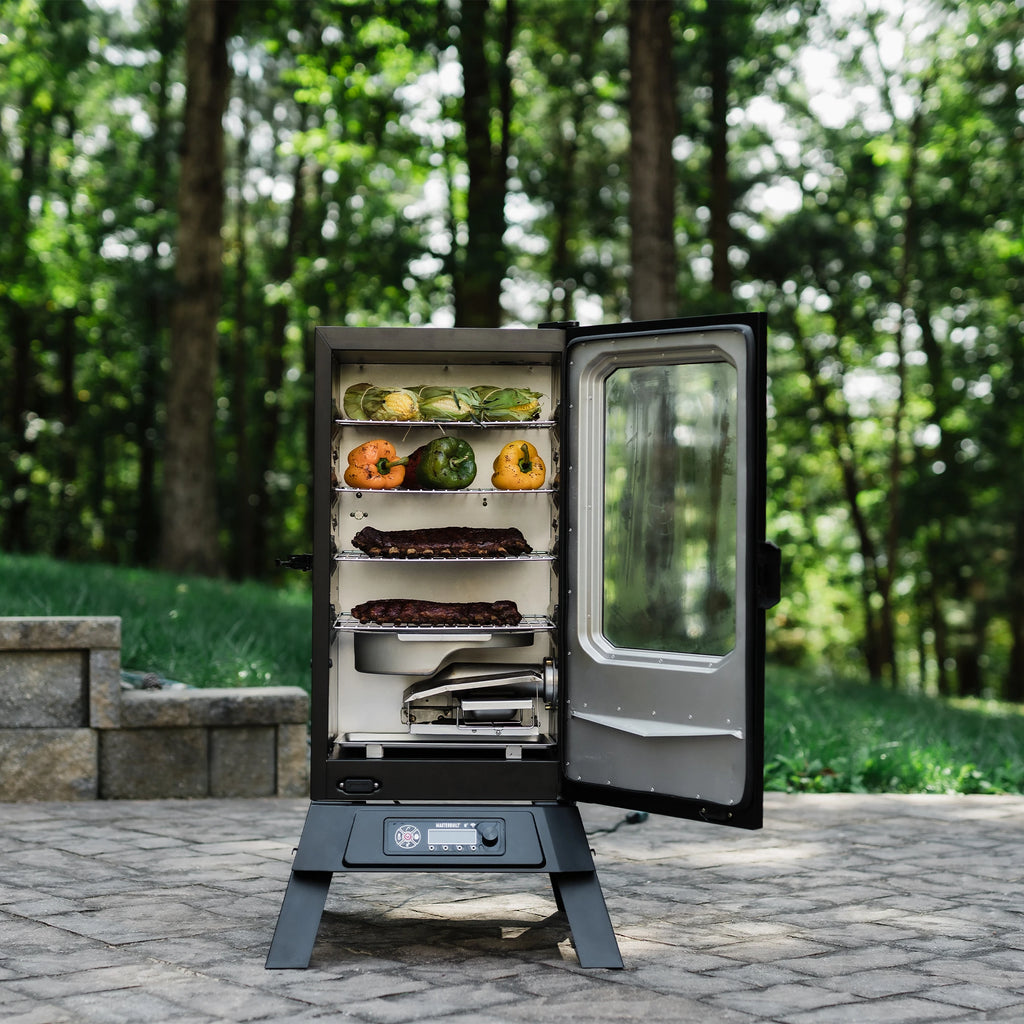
[{"x1": 428, "y1": 828, "x2": 476, "y2": 846}]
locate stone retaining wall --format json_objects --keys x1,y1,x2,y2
[{"x1": 0, "y1": 617, "x2": 309, "y2": 801}]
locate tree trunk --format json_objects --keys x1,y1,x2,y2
[
  {"x1": 229, "y1": 101, "x2": 254, "y2": 581},
  {"x1": 917, "y1": 312, "x2": 956, "y2": 696},
  {"x1": 2, "y1": 125, "x2": 40, "y2": 553},
  {"x1": 135, "y1": 0, "x2": 178, "y2": 566},
  {"x1": 704, "y1": 0, "x2": 731, "y2": 297},
  {"x1": 456, "y1": 0, "x2": 513, "y2": 327},
  {"x1": 250, "y1": 111, "x2": 309, "y2": 579},
  {"x1": 800, "y1": 338, "x2": 895, "y2": 684},
  {"x1": 628, "y1": 0, "x2": 677, "y2": 320},
  {"x1": 955, "y1": 595, "x2": 988, "y2": 697},
  {"x1": 1005, "y1": 505, "x2": 1024, "y2": 702},
  {"x1": 54, "y1": 307, "x2": 78, "y2": 558},
  {"x1": 160, "y1": 0, "x2": 236, "y2": 575},
  {"x1": 930, "y1": 570, "x2": 951, "y2": 696},
  {"x1": 541, "y1": 3, "x2": 601, "y2": 325}
]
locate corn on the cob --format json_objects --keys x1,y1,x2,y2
[
  {"x1": 410, "y1": 385, "x2": 478, "y2": 421},
  {"x1": 473, "y1": 385, "x2": 543, "y2": 421},
  {"x1": 343, "y1": 383, "x2": 420, "y2": 421},
  {"x1": 343, "y1": 381, "x2": 543, "y2": 423},
  {"x1": 381, "y1": 390, "x2": 419, "y2": 420}
]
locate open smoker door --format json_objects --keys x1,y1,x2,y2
[{"x1": 561, "y1": 313, "x2": 775, "y2": 830}]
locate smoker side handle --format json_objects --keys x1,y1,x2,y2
[
  {"x1": 756, "y1": 541, "x2": 781, "y2": 609},
  {"x1": 276, "y1": 553, "x2": 313, "y2": 572}
]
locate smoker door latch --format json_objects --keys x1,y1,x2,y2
[
  {"x1": 276, "y1": 553, "x2": 313, "y2": 572},
  {"x1": 756, "y1": 542, "x2": 781, "y2": 610}
]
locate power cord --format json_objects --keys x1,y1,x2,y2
[{"x1": 587, "y1": 810, "x2": 649, "y2": 836}]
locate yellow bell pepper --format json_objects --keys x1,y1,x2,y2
[{"x1": 491, "y1": 440, "x2": 546, "y2": 490}]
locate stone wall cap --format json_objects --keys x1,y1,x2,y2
[
  {"x1": 0, "y1": 617, "x2": 121, "y2": 650},
  {"x1": 121, "y1": 685, "x2": 308, "y2": 728}
]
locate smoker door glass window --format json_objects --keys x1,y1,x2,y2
[{"x1": 603, "y1": 361, "x2": 738, "y2": 656}]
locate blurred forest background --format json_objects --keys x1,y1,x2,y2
[{"x1": 1, "y1": 0, "x2": 1022, "y2": 703}]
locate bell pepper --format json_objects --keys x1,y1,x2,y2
[
  {"x1": 342, "y1": 439, "x2": 407, "y2": 489},
  {"x1": 403, "y1": 437, "x2": 477, "y2": 490},
  {"x1": 491, "y1": 440, "x2": 546, "y2": 490}
]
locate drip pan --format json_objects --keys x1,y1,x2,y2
[{"x1": 352, "y1": 629, "x2": 534, "y2": 675}]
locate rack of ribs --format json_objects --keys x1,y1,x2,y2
[
  {"x1": 350, "y1": 526, "x2": 533, "y2": 559},
  {"x1": 350, "y1": 599, "x2": 523, "y2": 627}
]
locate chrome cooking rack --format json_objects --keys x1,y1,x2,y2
[
  {"x1": 333, "y1": 418, "x2": 556, "y2": 429},
  {"x1": 333, "y1": 614, "x2": 554, "y2": 633},
  {"x1": 334, "y1": 550, "x2": 554, "y2": 562}
]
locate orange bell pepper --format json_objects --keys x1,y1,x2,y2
[{"x1": 342, "y1": 439, "x2": 406, "y2": 489}]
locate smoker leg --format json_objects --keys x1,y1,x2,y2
[
  {"x1": 549, "y1": 871, "x2": 623, "y2": 969},
  {"x1": 265, "y1": 870, "x2": 333, "y2": 969},
  {"x1": 550, "y1": 877, "x2": 566, "y2": 914}
]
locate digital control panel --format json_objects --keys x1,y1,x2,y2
[{"x1": 384, "y1": 817, "x2": 505, "y2": 856}]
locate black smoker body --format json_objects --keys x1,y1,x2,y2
[{"x1": 267, "y1": 314, "x2": 779, "y2": 969}]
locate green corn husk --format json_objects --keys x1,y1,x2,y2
[
  {"x1": 410, "y1": 384, "x2": 478, "y2": 421},
  {"x1": 473, "y1": 385, "x2": 544, "y2": 421},
  {"x1": 343, "y1": 383, "x2": 420, "y2": 421}
]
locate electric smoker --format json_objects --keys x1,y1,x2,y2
[{"x1": 267, "y1": 313, "x2": 780, "y2": 969}]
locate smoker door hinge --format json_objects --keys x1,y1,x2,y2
[
  {"x1": 756, "y1": 542, "x2": 781, "y2": 610},
  {"x1": 276, "y1": 553, "x2": 313, "y2": 572}
]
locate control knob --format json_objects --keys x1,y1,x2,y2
[{"x1": 478, "y1": 822, "x2": 500, "y2": 848}]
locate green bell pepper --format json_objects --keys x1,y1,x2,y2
[{"x1": 403, "y1": 437, "x2": 477, "y2": 490}]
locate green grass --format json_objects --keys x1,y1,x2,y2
[
  {"x1": 3, "y1": 553, "x2": 1023, "y2": 795},
  {"x1": 0, "y1": 552, "x2": 311, "y2": 691},
  {"x1": 765, "y1": 666, "x2": 1024, "y2": 795}
]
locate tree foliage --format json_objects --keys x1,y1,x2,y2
[{"x1": 1, "y1": 0, "x2": 1022, "y2": 701}]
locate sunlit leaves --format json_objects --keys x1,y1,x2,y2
[{"x1": 1, "y1": 0, "x2": 1023, "y2": 697}]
